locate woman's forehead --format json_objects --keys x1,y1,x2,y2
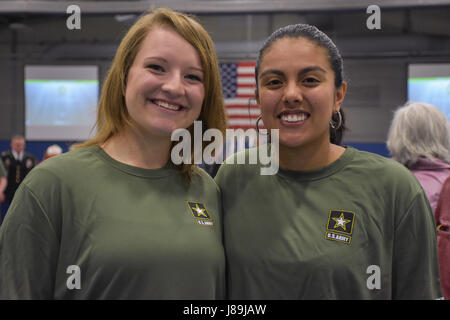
[{"x1": 260, "y1": 37, "x2": 331, "y2": 72}]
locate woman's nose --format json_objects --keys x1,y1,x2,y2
[
  {"x1": 161, "y1": 72, "x2": 185, "y2": 97},
  {"x1": 283, "y1": 81, "x2": 303, "y2": 106}
]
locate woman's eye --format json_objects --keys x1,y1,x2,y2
[
  {"x1": 147, "y1": 64, "x2": 164, "y2": 72},
  {"x1": 266, "y1": 79, "x2": 282, "y2": 86},
  {"x1": 303, "y1": 77, "x2": 320, "y2": 84},
  {"x1": 186, "y1": 74, "x2": 203, "y2": 82}
]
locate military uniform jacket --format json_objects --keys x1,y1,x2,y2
[{"x1": 1, "y1": 150, "x2": 37, "y2": 202}]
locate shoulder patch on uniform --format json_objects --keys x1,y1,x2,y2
[
  {"x1": 325, "y1": 210, "x2": 355, "y2": 245},
  {"x1": 186, "y1": 201, "x2": 215, "y2": 227}
]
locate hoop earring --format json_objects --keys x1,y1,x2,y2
[
  {"x1": 330, "y1": 111, "x2": 342, "y2": 130},
  {"x1": 256, "y1": 116, "x2": 270, "y2": 135}
]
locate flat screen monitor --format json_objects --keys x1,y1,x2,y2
[
  {"x1": 24, "y1": 65, "x2": 99, "y2": 141},
  {"x1": 408, "y1": 63, "x2": 450, "y2": 120}
]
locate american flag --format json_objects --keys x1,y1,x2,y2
[{"x1": 219, "y1": 61, "x2": 260, "y2": 130}]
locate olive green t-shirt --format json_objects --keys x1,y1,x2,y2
[
  {"x1": 0, "y1": 146, "x2": 225, "y2": 299},
  {"x1": 215, "y1": 146, "x2": 442, "y2": 299}
]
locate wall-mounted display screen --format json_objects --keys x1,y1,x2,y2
[
  {"x1": 24, "y1": 65, "x2": 99, "y2": 141},
  {"x1": 408, "y1": 63, "x2": 450, "y2": 119}
]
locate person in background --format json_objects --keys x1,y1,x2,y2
[
  {"x1": 215, "y1": 23, "x2": 442, "y2": 299},
  {"x1": 435, "y1": 176, "x2": 450, "y2": 299},
  {"x1": 0, "y1": 161, "x2": 6, "y2": 224},
  {"x1": 387, "y1": 101, "x2": 450, "y2": 214},
  {"x1": 42, "y1": 144, "x2": 63, "y2": 162},
  {"x1": 0, "y1": 8, "x2": 226, "y2": 299},
  {"x1": 387, "y1": 102, "x2": 450, "y2": 300},
  {"x1": 0, "y1": 135, "x2": 37, "y2": 222}
]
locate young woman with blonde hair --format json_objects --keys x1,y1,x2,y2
[{"x1": 0, "y1": 8, "x2": 226, "y2": 299}]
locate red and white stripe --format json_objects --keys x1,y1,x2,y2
[{"x1": 225, "y1": 61, "x2": 260, "y2": 130}]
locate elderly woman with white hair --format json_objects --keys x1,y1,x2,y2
[
  {"x1": 43, "y1": 144, "x2": 63, "y2": 161},
  {"x1": 387, "y1": 101, "x2": 450, "y2": 213}
]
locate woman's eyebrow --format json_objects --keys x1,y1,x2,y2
[
  {"x1": 142, "y1": 57, "x2": 203, "y2": 73},
  {"x1": 298, "y1": 66, "x2": 327, "y2": 76},
  {"x1": 143, "y1": 56, "x2": 167, "y2": 63},
  {"x1": 259, "y1": 69, "x2": 284, "y2": 79},
  {"x1": 187, "y1": 66, "x2": 204, "y2": 74},
  {"x1": 259, "y1": 66, "x2": 326, "y2": 79}
]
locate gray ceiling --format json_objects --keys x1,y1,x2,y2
[
  {"x1": 1, "y1": 0, "x2": 450, "y2": 13},
  {"x1": 0, "y1": 0, "x2": 449, "y2": 60}
]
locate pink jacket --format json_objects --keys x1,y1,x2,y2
[
  {"x1": 408, "y1": 158, "x2": 450, "y2": 213},
  {"x1": 436, "y1": 176, "x2": 450, "y2": 299}
]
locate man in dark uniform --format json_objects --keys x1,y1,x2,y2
[
  {"x1": 1, "y1": 135, "x2": 37, "y2": 222},
  {"x1": 0, "y1": 161, "x2": 6, "y2": 224}
]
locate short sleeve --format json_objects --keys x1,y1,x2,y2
[{"x1": 392, "y1": 189, "x2": 443, "y2": 299}]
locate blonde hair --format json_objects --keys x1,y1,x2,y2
[
  {"x1": 387, "y1": 101, "x2": 450, "y2": 166},
  {"x1": 78, "y1": 8, "x2": 226, "y2": 181}
]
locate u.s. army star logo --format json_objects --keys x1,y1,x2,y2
[
  {"x1": 186, "y1": 201, "x2": 215, "y2": 227},
  {"x1": 325, "y1": 210, "x2": 355, "y2": 244}
]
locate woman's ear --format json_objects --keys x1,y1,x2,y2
[{"x1": 334, "y1": 81, "x2": 347, "y2": 111}]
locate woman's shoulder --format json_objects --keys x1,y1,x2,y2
[
  {"x1": 193, "y1": 166, "x2": 218, "y2": 184},
  {"x1": 38, "y1": 145, "x2": 99, "y2": 167},
  {"x1": 24, "y1": 146, "x2": 102, "y2": 184},
  {"x1": 349, "y1": 147, "x2": 409, "y2": 172},
  {"x1": 347, "y1": 147, "x2": 423, "y2": 191},
  {"x1": 216, "y1": 147, "x2": 260, "y2": 173}
]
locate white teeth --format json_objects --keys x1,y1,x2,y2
[
  {"x1": 281, "y1": 113, "x2": 307, "y2": 122},
  {"x1": 154, "y1": 100, "x2": 181, "y2": 111}
]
